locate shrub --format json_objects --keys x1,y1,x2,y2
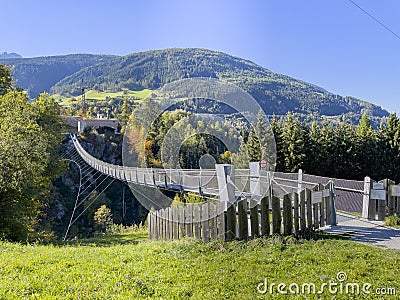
[{"x1": 384, "y1": 215, "x2": 400, "y2": 227}]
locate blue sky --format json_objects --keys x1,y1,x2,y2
[{"x1": 2, "y1": 0, "x2": 399, "y2": 112}]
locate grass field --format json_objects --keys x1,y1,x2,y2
[
  {"x1": 0, "y1": 232, "x2": 399, "y2": 299},
  {"x1": 53, "y1": 89, "x2": 153, "y2": 106}
]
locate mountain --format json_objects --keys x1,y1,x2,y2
[
  {"x1": 0, "y1": 54, "x2": 116, "y2": 98},
  {"x1": 1, "y1": 48, "x2": 388, "y2": 124},
  {"x1": 0, "y1": 52, "x2": 22, "y2": 59}
]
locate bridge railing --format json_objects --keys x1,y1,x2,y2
[{"x1": 71, "y1": 134, "x2": 367, "y2": 216}]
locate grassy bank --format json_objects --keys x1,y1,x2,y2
[{"x1": 0, "y1": 232, "x2": 399, "y2": 299}]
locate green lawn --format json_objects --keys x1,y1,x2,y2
[
  {"x1": 54, "y1": 89, "x2": 153, "y2": 106},
  {"x1": 0, "y1": 232, "x2": 399, "y2": 299}
]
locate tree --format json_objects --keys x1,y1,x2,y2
[
  {"x1": 281, "y1": 114, "x2": 306, "y2": 172},
  {"x1": 247, "y1": 127, "x2": 260, "y2": 162},
  {"x1": 0, "y1": 64, "x2": 13, "y2": 95},
  {"x1": 0, "y1": 83, "x2": 65, "y2": 240},
  {"x1": 93, "y1": 205, "x2": 113, "y2": 233},
  {"x1": 354, "y1": 113, "x2": 377, "y2": 179},
  {"x1": 0, "y1": 92, "x2": 48, "y2": 240}
]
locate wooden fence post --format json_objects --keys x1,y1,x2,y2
[
  {"x1": 173, "y1": 206, "x2": 179, "y2": 240},
  {"x1": 388, "y1": 179, "x2": 396, "y2": 217},
  {"x1": 283, "y1": 194, "x2": 293, "y2": 235},
  {"x1": 329, "y1": 181, "x2": 337, "y2": 225},
  {"x1": 362, "y1": 176, "x2": 373, "y2": 220},
  {"x1": 260, "y1": 196, "x2": 270, "y2": 236},
  {"x1": 216, "y1": 164, "x2": 236, "y2": 241},
  {"x1": 250, "y1": 199, "x2": 259, "y2": 238},
  {"x1": 218, "y1": 201, "x2": 226, "y2": 241},
  {"x1": 319, "y1": 183, "x2": 325, "y2": 227},
  {"x1": 300, "y1": 189, "x2": 306, "y2": 231},
  {"x1": 168, "y1": 207, "x2": 173, "y2": 240},
  {"x1": 179, "y1": 206, "x2": 185, "y2": 238},
  {"x1": 396, "y1": 187, "x2": 400, "y2": 216},
  {"x1": 312, "y1": 185, "x2": 320, "y2": 230},
  {"x1": 378, "y1": 179, "x2": 387, "y2": 221},
  {"x1": 271, "y1": 196, "x2": 281, "y2": 234},
  {"x1": 202, "y1": 203, "x2": 210, "y2": 242},
  {"x1": 148, "y1": 212, "x2": 153, "y2": 239},
  {"x1": 237, "y1": 199, "x2": 248, "y2": 240},
  {"x1": 305, "y1": 189, "x2": 312, "y2": 229},
  {"x1": 194, "y1": 204, "x2": 201, "y2": 239},
  {"x1": 209, "y1": 203, "x2": 217, "y2": 240},
  {"x1": 157, "y1": 210, "x2": 161, "y2": 240},
  {"x1": 297, "y1": 169, "x2": 303, "y2": 193},
  {"x1": 186, "y1": 204, "x2": 193, "y2": 237},
  {"x1": 226, "y1": 204, "x2": 236, "y2": 241},
  {"x1": 293, "y1": 193, "x2": 299, "y2": 235}
]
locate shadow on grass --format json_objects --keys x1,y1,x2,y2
[
  {"x1": 56, "y1": 231, "x2": 149, "y2": 247},
  {"x1": 316, "y1": 231, "x2": 352, "y2": 241}
]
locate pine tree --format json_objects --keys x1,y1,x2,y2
[{"x1": 281, "y1": 114, "x2": 306, "y2": 172}]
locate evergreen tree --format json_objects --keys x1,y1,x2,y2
[
  {"x1": 281, "y1": 114, "x2": 306, "y2": 172},
  {"x1": 354, "y1": 113, "x2": 377, "y2": 180}
]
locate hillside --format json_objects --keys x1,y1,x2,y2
[
  {"x1": 0, "y1": 54, "x2": 116, "y2": 98},
  {"x1": 1, "y1": 48, "x2": 388, "y2": 123},
  {"x1": 50, "y1": 48, "x2": 388, "y2": 121}
]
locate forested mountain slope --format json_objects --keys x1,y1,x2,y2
[
  {"x1": 1, "y1": 48, "x2": 388, "y2": 123},
  {"x1": 0, "y1": 54, "x2": 115, "y2": 98}
]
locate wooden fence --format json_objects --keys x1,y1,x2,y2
[
  {"x1": 149, "y1": 182, "x2": 336, "y2": 242},
  {"x1": 363, "y1": 177, "x2": 400, "y2": 220}
]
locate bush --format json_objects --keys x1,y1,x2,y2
[
  {"x1": 93, "y1": 205, "x2": 113, "y2": 233},
  {"x1": 384, "y1": 215, "x2": 400, "y2": 227}
]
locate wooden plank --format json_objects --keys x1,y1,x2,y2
[
  {"x1": 168, "y1": 207, "x2": 173, "y2": 240},
  {"x1": 388, "y1": 180, "x2": 395, "y2": 216},
  {"x1": 226, "y1": 204, "x2": 236, "y2": 241},
  {"x1": 209, "y1": 203, "x2": 217, "y2": 240},
  {"x1": 237, "y1": 199, "x2": 248, "y2": 240},
  {"x1": 217, "y1": 201, "x2": 226, "y2": 241},
  {"x1": 160, "y1": 209, "x2": 165, "y2": 240},
  {"x1": 293, "y1": 193, "x2": 299, "y2": 235},
  {"x1": 271, "y1": 196, "x2": 281, "y2": 234},
  {"x1": 317, "y1": 183, "x2": 324, "y2": 228},
  {"x1": 250, "y1": 199, "x2": 259, "y2": 238},
  {"x1": 179, "y1": 206, "x2": 185, "y2": 238},
  {"x1": 313, "y1": 204, "x2": 319, "y2": 230},
  {"x1": 397, "y1": 197, "x2": 400, "y2": 216},
  {"x1": 283, "y1": 194, "x2": 293, "y2": 236},
  {"x1": 260, "y1": 196, "x2": 270, "y2": 236},
  {"x1": 173, "y1": 206, "x2": 179, "y2": 240},
  {"x1": 201, "y1": 203, "x2": 210, "y2": 242},
  {"x1": 193, "y1": 204, "x2": 201, "y2": 239},
  {"x1": 186, "y1": 204, "x2": 193, "y2": 238},
  {"x1": 305, "y1": 189, "x2": 312, "y2": 229},
  {"x1": 325, "y1": 184, "x2": 331, "y2": 226},
  {"x1": 319, "y1": 201, "x2": 325, "y2": 228},
  {"x1": 153, "y1": 212, "x2": 157, "y2": 239},
  {"x1": 300, "y1": 190, "x2": 306, "y2": 231},
  {"x1": 157, "y1": 210, "x2": 162, "y2": 240},
  {"x1": 148, "y1": 212, "x2": 152, "y2": 239},
  {"x1": 377, "y1": 179, "x2": 387, "y2": 221},
  {"x1": 155, "y1": 211, "x2": 160, "y2": 240}
]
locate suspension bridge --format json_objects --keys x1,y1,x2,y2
[{"x1": 63, "y1": 133, "x2": 400, "y2": 247}]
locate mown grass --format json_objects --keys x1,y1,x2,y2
[
  {"x1": 54, "y1": 89, "x2": 153, "y2": 105},
  {"x1": 0, "y1": 231, "x2": 399, "y2": 299}
]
